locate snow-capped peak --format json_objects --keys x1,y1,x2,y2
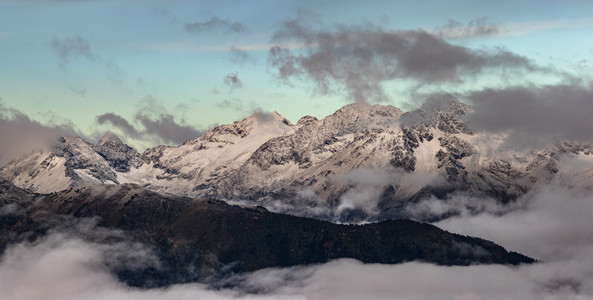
[
  {"x1": 245, "y1": 110, "x2": 291, "y2": 128},
  {"x1": 400, "y1": 96, "x2": 471, "y2": 127},
  {"x1": 270, "y1": 110, "x2": 291, "y2": 124},
  {"x1": 98, "y1": 133, "x2": 125, "y2": 147},
  {"x1": 245, "y1": 111, "x2": 293, "y2": 138},
  {"x1": 181, "y1": 111, "x2": 291, "y2": 147}
]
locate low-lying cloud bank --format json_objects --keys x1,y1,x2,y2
[
  {"x1": 337, "y1": 168, "x2": 447, "y2": 216},
  {"x1": 221, "y1": 179, "x2": 588, "y2": 298},
  {"x1": 1, "y1": 180, "x2": 592, "y2": 299},
  {"x1": 0, "y1": 229, "x2": 297, "y2": 300}
]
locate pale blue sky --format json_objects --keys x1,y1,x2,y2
[{"x1": 0, "y1": 0, "x2": 592, "y2": 149}]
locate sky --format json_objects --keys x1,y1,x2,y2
[
  {"x1": 1, "y1": 0, "x2": 593, "y2": 150},
  {"x1": 1, "y1": 2, "x2": 593, "y2": 297}
]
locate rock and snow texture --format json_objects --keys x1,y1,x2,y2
[
  {"x1": 0, "y1": 112, "x2": 294, "y2": 196},
  {"x1": 0, "y1": 135, "x2": 142, "y2": 193},
  {"x1": 142, "y1": 111, "x2": 293, "y2": 195},
  {"x1": 2, "y1": 98, "x2": 592, "y2": 220}
]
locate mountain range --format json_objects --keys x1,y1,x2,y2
[
  {"x1": 2, "y1": 96, "x2": 591, "y2": 222},
  {"x1": 9, "y1": 96, "x2": 593, "y2": 288}
]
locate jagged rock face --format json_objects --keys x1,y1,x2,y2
[
  {"x1": 207, "y1": 101, "x2": 468, "y2": 204},
  {"x1": 96, "y1": 133, "x2": 145, "y2": 172},
  {"x1": 0, "y1": 179, "x2": 33, "y2": 206},
  {"x1": 2, "y1": 98, "x2": 593, "y2": 221},
  {"x1": 208, "y1": 103, "x2": 405, "y2": 201},
  {"x1": 200, "y1": 99, "x2": 593, "y2": 220},
  {"x1": 400, "y1": 95, "x2": 473, "y2": 133}
]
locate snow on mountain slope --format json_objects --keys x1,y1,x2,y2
[
  {"x1": 0, "y1": 112, "x2": 293, "y2": 195},
  {"x1": 0, "y1": 151, "x2": 71, "y2": 193},
  {"x1": 210, "y1": 100, "x2": 448, "y2": 199},
  {"x1": 139, "y1": 111, "x2": 294, "y2": 195},
  {"x1": 198, "y1": 97, "x2": 593, "y2": 221},
  {"x1": 0, "y1": 135, "x2": 137, "y2": 193},
  {"x1": 205, "y1": 104, "x2": 404, "y2": 200}
]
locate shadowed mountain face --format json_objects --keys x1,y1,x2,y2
[{"x1": 0, "y1": 181, "x2": 533, "y2": 287}]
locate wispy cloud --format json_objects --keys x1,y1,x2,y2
[
  {"x1": 50, "y1": 35, "x2": 127, "y2": 87},
  {"x1": 433, "y1": 17, "x2": 593, "y2": 40},
  {"x1": 223, "y1": 72, "x2": 243, "y2": 91},
  {"x1": 228, "y1": 46, "x2": 256, "y2": 65},
  {"x1": 50, "y1": 35, "x2": 98, "y2": 68},
  {"x1": 185, "y1": 17, "x2": 246, "y2": 33},
  {"x1": 498, "y1": 17, "x2": 593, "y2": 37},
  {"x1": 134, "y1": 40, "x2": 307, "y2": 52},
  {"x1": 69, "y1": 87, "x2": 87, "y2": 98},
  {"x1": 433, "y1": 17, "x2": 499, "y2": 40}
]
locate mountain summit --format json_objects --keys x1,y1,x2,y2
[{"x1": 98, "y1": 132, "x2": 125, "y2": 147}]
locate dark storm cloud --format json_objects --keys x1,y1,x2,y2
[
  {"x1": 135, "y1": 112, "x2": 202, "y2": 145},
  {"x1": 433, "y1": 17, "x2": 499, "y2": 39},
  {"x1": 0, "y1": 100, "x2": 78, "y2": 166},
  {"x1": 465, "y1": 83, "x2": 593, "y2": 147},
  {"x1": 223, "y1": 72, "x2": 243, "y2": 91},
  {"x1": 96, "y1": 112, "x2": 141, "y2": 138},
  {"x1": 268, "y1": 17, "x2": 536, "y2": 103},
  {"x1": 96, "y1": 98, "x2": 204, "y2": 146},
  {"x1": 50, "y1": 35, "x2": 97, "y2": 67},
  {"x1": 185, "y1": 17, "x2": 246, "y2": 33}
]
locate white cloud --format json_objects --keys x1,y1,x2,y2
[
  {"x1": 3, "y1": 235, "x2": 588, "y2": 300},
  {"x1": 436, "y1": 184, "x2": 593, "y2": 261},
  {"x1": 337, "y1": 168, "x2": 446, "y2": 216},
  {"x1": 0, "y1": 230, "x2": 299, "y2": 300}
]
